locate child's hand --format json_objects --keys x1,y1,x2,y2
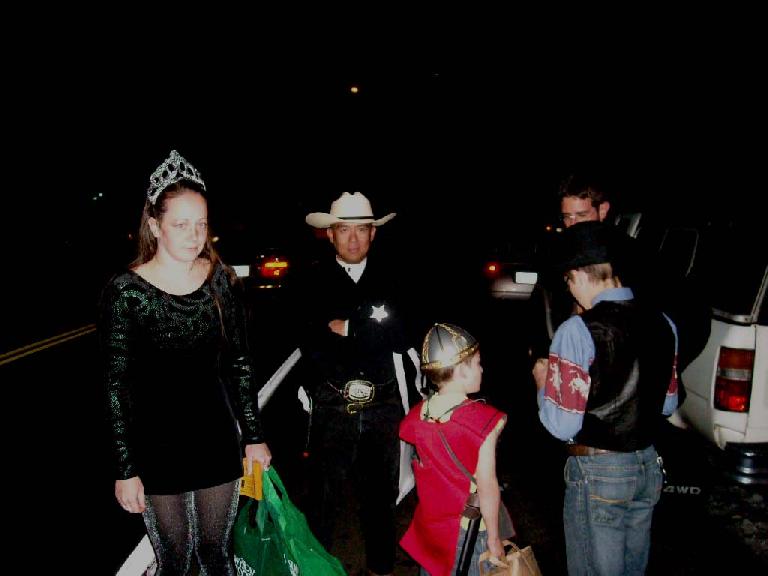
[
  {"x1": 532, "y1": 358, "x2": 548, "y2": 390},
  {"x1": 488, "y1": 535, "x2": 505, "y2": 561}
]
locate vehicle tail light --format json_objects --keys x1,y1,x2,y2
[
  {"x1": 259, "y1": 258, "x2": 289, "y2": 279},
  {"x1": 714, "y1": 347, "x2": 754, "y2": 412},
  {"x1": 484, "y1": 262, "x2": 501, "y2": 278}
]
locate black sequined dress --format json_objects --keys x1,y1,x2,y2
[{"x1": 99, "y1": 262, "x2": 263, "y2": 495}]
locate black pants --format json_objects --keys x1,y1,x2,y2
[{"x1": 307, "y1": 401, "x2": 402, "y2": 574}]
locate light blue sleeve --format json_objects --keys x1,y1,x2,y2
[
  {"x1": 538, "y1": 388, "x2": 585, "y2": 441},
  {"x1": 537, "y1": 316, "x2": 595, "y2": 441}
]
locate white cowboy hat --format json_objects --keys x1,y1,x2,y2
[{"x1": 305, "y1": 191, "x2": 397, "y2": 228}]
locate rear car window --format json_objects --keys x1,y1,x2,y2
[
  {"x1": 659, "y1": 228, "x2": 699, "y2": 281},
  {"x1": 689, "y1": 222, "x2": 767, "y2": 322}
]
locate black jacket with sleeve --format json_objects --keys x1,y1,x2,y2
[{"x1": 293, "y1": 255, "x2": 420, "y2": 404}]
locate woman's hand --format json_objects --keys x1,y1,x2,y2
[
  {"x1": 245, "y1": 442, "x2": 272, "y2": 474},
  {"x1": 115, "y1": 476, "x2": 145, "y2": 514}
]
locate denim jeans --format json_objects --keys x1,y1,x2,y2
[
  {"x1": 563, "y1": 445, "x2": 663, "y2": 576},
  {"x1": 419, "y1": 527, "x2": 492, "y2": 576}
]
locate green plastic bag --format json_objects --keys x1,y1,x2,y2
[
  {"x1": 234, "y1": 467, "x2": 346, "y2": 576},
  {"x1": 234, "y1": 497, "x2": 289, "y2": 576}
]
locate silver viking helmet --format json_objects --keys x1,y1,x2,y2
[
  {"x1": 421, "y1": 323, "x2": 479, "y2": 371},
  {"x1": 147, "y1": 150, "x2": 206, "y2": 204}
]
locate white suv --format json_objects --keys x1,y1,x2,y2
[{"x1": 631, "y1": 214, "x2": 768, "y2": 484}]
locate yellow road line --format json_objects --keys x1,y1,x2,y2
[
  {"x1": 0, "y1": 324, "x2": 96, "y2": 359},
  {"x1": 0, "y1": 324, "x2": 96, "y2": 366}
]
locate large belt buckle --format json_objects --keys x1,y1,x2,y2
[{"x1": 344, "y1": 379, "x2": 374, "y2": 414}]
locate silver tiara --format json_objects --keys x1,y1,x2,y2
[{"x1": 147, "y1": 150, "x2": 206, "y2": 204}]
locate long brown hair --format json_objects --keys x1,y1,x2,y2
[{"x1": 130, "y1": 179, "x2": 221, "y2": 277}]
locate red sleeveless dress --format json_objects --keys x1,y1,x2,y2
[{"x1": 399, "y1": 400, "x2": 505, "y2": 576}]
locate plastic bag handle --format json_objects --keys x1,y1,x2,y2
[
  {"x1": 260, "y1": 466, "x2": 294, "y2": 531},
  {"x1": 264, "y1": 467, "x2": 289, "y2": 499}
]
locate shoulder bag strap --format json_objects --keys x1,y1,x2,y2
[{"x1": 437, "y1": 428, "x2": 476, "y2": 484}]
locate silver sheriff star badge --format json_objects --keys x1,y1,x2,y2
[{"x1": 370, "y1": 305, "x2": 389, "y2": 322}]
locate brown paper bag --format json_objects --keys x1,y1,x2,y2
[{"x1": 479, "y1": 539, "x2": 542, "y2": 576}]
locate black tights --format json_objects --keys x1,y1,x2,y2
[{"x1": 143, "y1": 479, "x2": 240, "y2": 576}]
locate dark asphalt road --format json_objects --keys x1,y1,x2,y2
[{"x1": 3, "y1": 295, "x2": 766, "y2": 574}]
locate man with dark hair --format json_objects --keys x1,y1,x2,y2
[
  {"x1": 529, "y1": 175, "x2": 617, "y2": 363},
  {"x1": 557, "y1": 173, "x2": 611, "y2": 227}
]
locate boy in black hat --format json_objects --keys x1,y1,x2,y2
[{"x1": 532, "y1": 221, "x2": 679, "y2": 575}]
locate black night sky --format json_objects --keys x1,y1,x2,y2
[{"x1": 4, "y1": 15, "x2": 763, "y2": 296}]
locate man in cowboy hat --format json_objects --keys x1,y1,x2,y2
[
  {"x1": 532, "y1": 220, "x2": 679, "y2": 575},
  {"x1": 297, "y1": 191, "x2": 421, "y2": 576}
]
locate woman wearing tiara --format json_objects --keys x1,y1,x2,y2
[{"x1": 99, "y1": 150, "x2": 271, "y2": 574}]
